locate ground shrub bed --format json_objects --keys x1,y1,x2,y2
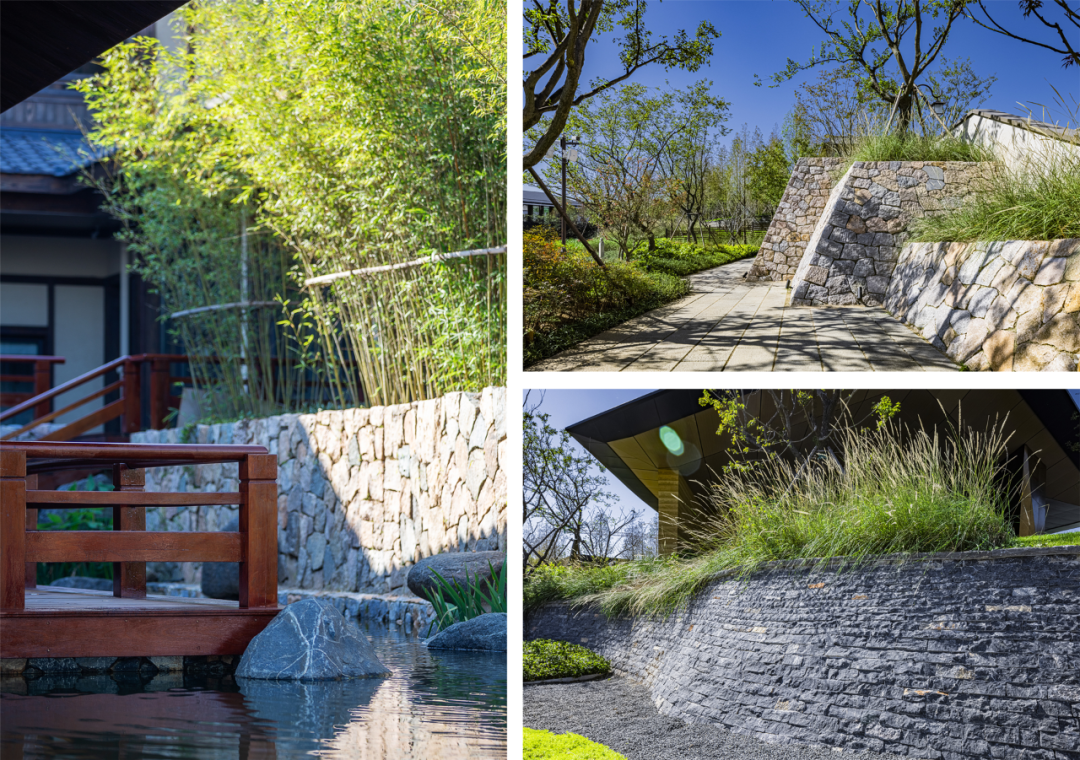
[
  {"x1": 524, "y1": 639, "x2": 612, "y2": 682},
  {"x1": 523, "y1": 728, "x2": 627, "y2": 760},
  {"x1": 524, "y1": 228, "x2": 757, "y2": 365},
  {"x1": 523, "y1": 422, "x2": 1062, "y2": 618}
]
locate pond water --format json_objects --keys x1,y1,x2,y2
[{"x1": 0, "y1": 621, "x2": 506, "y2": 759}]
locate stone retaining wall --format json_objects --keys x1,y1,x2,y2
[
  {"x1": 132, "y1": 387, "x2": 507, "y2": 594},
  {"x1": 526, "y1": 548, "x2": 1080, "y2": 760},
  {"x1": 789, "y1": 161, "x2": 990, "y2": 306},
  {"x1": 885, "y1": 239, "x2": 1079, "y2": 371},
  {"x1": 748, "y1": 157, "x2": 844, "y2": 282}
]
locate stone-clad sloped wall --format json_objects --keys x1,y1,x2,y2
[
  {"x1": 748, "y1": 157, "x2": 845, "y2": 282},
  {"x1": 132, "y1": 387, "x2": 507, "y2": 594},
  {"x1": 526, "y1": 549, "x2": 1080, "y2": 760},
  {"x1": 885, "y1": 239, "x2": 1079, "y2": 371},
  {"x1": 789, "y1": 161, "x2": 990, "y2": 307}
]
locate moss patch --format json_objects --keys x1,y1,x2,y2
[
  {"x1": 524, "y1": 728, "x2": 627, "y2": 759},
  {"x1": 524, "y1": 639, "x2": 611, "y2": 682}
]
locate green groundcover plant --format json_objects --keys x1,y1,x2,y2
[
  {"x1": 524, "y1": 228, "x2": 757, "y2": 365},
  {"x1": 525, "y1": 418, "x2": 1039, "y2": 618},
  {"x1": 524, "y1": 729, "x2": 627, "y2": 760},
  {"x1": 524, "y1": 639, "x2": 612, "y2": 682}
]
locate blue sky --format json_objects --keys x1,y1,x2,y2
[
  {"x1": 526, "y1": 389, "x2": 657, "y2": 519},
  {"x1": 557, "y1": 0, "x2": 1080, "y2": 147}
]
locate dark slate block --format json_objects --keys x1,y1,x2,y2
[
  {"x1": 426, "y1": 613, "x2": 507, "y2": 652},
  {"x1": 236, "y1": 598, "x2": 391, "y2": 681},
  {"x1": 406, "y1": 550, "x2": 504, "y2": 603}
]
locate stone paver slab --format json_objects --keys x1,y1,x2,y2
[{"x1": 527, "y1": 259, "x2": 959, "y2": 372}]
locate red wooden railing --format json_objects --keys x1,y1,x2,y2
[
  {"x1": 1, "y1": 353, "x2": 357, "y2": 443},
  {"x1": 0, "y1": 355, "x2": 66, "y2": 420},
  {"x1": 0, "y1": 354, "x2": 188, "y2": 442},
  {"x1": 0, "y1": 441, "x2": 278, "y2": 611}
]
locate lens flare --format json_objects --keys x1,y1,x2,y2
[{"x1": 659, "y1": 425, "x2": 684, "y2": 456}]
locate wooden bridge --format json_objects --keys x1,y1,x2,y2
[{"x1": 0, "y1": 441, "x2": 280, "y2": 658}]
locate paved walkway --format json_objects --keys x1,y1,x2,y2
[{"x1": 528, "y1": 259, "x2": 958, "y2": 372}]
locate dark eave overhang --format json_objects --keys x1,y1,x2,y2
[{"x1": 1, "y1": 1, "x2": 189, "y2": 113}]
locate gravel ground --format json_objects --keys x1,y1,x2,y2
[{"x1": 524, "y1": 676, "x2": 905, "y2": 760}]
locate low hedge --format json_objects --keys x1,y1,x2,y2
[
  {"x1": 524, "y1": 728, "x2": 627, "y2": 760},
  {"x1": 524, "y1": 639, "x2": 612, "y2": 682}
]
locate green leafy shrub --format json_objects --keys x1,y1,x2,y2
[
  {"x1": 524, "y1": 639, "x2": 611, "y2": 682},
  {"x1": 524, "y1": 228, "x2": 689, "y2": 364},
  {"x1": 37, "y1": 506, "x2": 114, "y2": 585},
  {"x1": 524, "y1": 728, "x2": 627, "y2": 760},
  {"x1": 426, "y1": 561, "x2": 507, "y2": 636},
  {"x1": 524, "y1": 229, "x2": 757, "y2": 365}
]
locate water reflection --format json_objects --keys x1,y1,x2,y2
[{"x1": 1, "y1": 622, "x2": 506, "y2": 759}]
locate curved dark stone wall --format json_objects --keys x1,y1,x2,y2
[{"x1": 526, "y1": 548, "x2": 1080, "y2": 760}]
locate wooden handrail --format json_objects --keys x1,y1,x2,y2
[
  {"x1": 0, "y1": 356, "x2": 128, "y2": 423},
  {"x1": 2, "y1": 380, "x2": 122, "y2": 441},
  {"x1": 0, "y1": 355, "x2": 66, "y2": 364}
]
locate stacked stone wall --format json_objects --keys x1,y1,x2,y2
[
  {"x1": 885, "y1": 239, "x2": 1079, "y2": 371},
  {"x1": 526, "y1": 548, "x2": 1080, "y2": 760},
  {"x1": 132, "y1": 387, "x2": 507, "y2": 594},
  {"x1": 790, "y1": 161, "x2": 990, "y2": 306},
  {"x1": 748, "y1": 157, "x2": 844, "y2": 282}
]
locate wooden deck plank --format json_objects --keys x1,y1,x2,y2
[
  {"x1": 21, "y1": 586, "x2": 242, "y2": 611},
  {"x1": 1, "y1": 588, "x2": 280, "y2": 657}
]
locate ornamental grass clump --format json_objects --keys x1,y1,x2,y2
[
  {"x1": 842, "y1": 131, "x2": 991, "y2": 171},
  {"x1": 908, "y1": 136, "x2": 1080, "y2": 242},
  {"x1": 532, "y1": 417, "x2": 1015, "y2": 618}
]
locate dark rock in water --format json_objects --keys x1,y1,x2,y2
[
  {"x1": 48, "y1": 576, "x2": 112, "y2": 591},
  {"x1": 236, "y1": 598, "x2": 391, "y2": 681},
  {"x1": 425, "y1": 613, "x2": 506, "y2": 652},
  {"x1": 201, "y1": 515, "x2": 240, "y2": 600},
  {"x1": 407, "y1": 550, "x2": 504, "y2": 603}
]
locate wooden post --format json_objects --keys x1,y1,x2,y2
[
  {"x1": 112, "y1": 463, "x2": 147, "y2": 598},
  {"x1": 1, "y1": 449, "x2": 27, "y2": 610},
  {"x1": 239, "y1": 454, "x2": 277, "y2": 609},
  {"x1": 123, "y1": 359, "x2": 141, "y2": 434},
  {"x1": 25, "y1": 473, "x2": 38, "y2": 589},
  {"x1": 33, "y1": 360, "x2": 51, "y2": 419},
  {"x1": 151, "y1": 358, "x2": 170, "y2": 430}
]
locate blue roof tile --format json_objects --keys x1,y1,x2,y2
[{"x1": 0, "y1": 128, "x2": 111, "y2": 177}]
